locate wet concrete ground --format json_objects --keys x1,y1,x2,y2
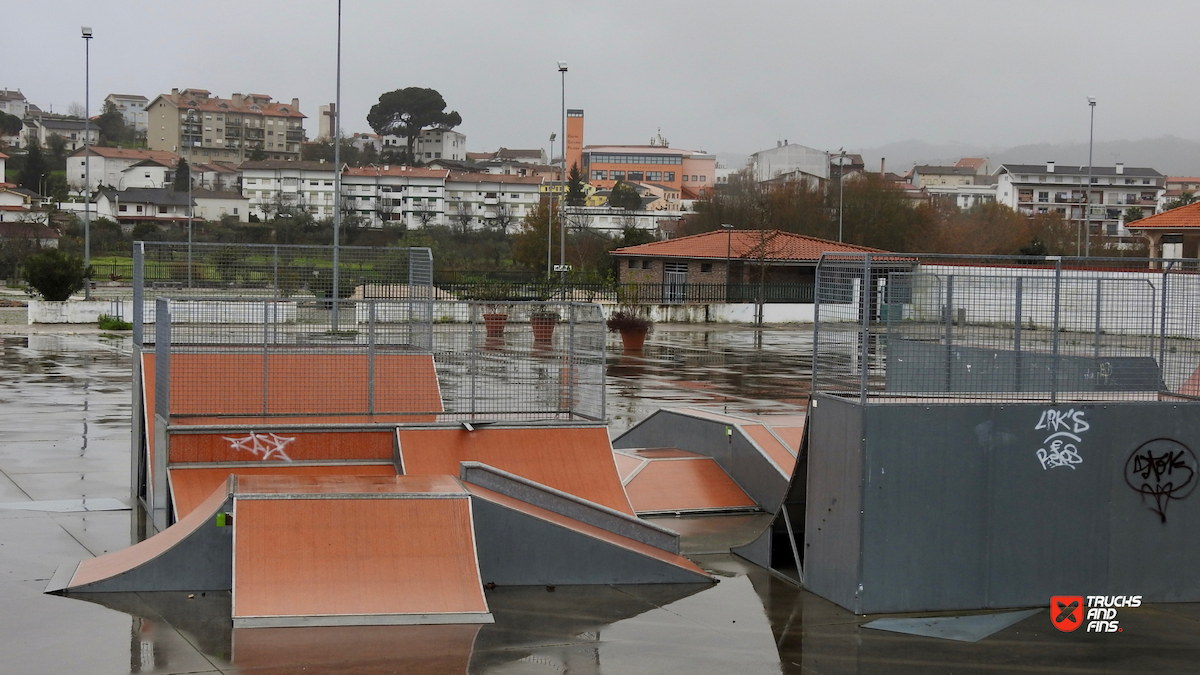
[{"x1": 3, "y1": 326, "x2": 1200, "y2": 673}]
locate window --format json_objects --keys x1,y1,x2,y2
[
  {"x1": 158, "y1": 206, "x2": 168, "y2": 214},
  {"x1": 628, "y1": 259, "x2": 636, "y2": 269},
  {"x1": 118, "y1": 204, "x2": 127, "y2": 212},
  {"x1": 628, "y1": 171, "x2": 644, "y2": 181},
  {"x1": 682, "y1": 175, "x2": 688, "y2": 182},
  {"x1": 591, "y1": 170, "x2": 607, "y2": 180},
  {"x1": 701, "y1": 263, "x2": 713, "y2": 273},
  {"x1": 642, "y1": 260, "x2": 651, "y2": 270},
  {"x1": 700, "y1": 176, "x2": 706, "y2": 182},
  {"x1": 647, "y1": 171, "x2": 662, "y2": 182},
  {"x1": 1037, "y1": 191, "x2": 1049, "y2": 202},
  {"x1": 664, "y1": 172, "x2": 675, "y2": 182},
  {"x1": 611, "y1": 170, "x2": 625, "y2": 180}
]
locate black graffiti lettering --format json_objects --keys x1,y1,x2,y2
[{"x1": 1124, "y1": 439, "x2": 1198, "y2": 524}]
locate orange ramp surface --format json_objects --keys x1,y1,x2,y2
[
  {"x1": 617, "y1": 449, "x2": 757, "y2": 515},
  {"x1": 169, "y1": 464, "x2": 398, "y2": 519},
  {"x1": 168, "y1": 429, "x2": 395, "y2": 464},
  {"x1": 232, "y1": 475, "x2": 492, "y2": 628},
  {"x1": 398, "y1": 427, "x2": 635, "y2": 515}
]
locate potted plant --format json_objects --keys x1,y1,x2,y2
[
  {"x1": 471, "y1": 284, "x2": 510, "y2": 338},
  {"x1": 529, "y1": 308, "x2": 560, "y2": 343},
  {"x1": 606, "y1": 309, "x2": 653, "y2": 351}
]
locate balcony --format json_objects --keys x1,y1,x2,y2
[
  {"x1": 225, "y1": 127, "x2": 241, "y2": 137},
  {"x1": 286, "y1": 130, "x2": 304, "y2": 141},
  {"x1": 244, "y1": 129, "x2": 265, "y2": 140}
]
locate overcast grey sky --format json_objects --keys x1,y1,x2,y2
[{"x1": 7, "y1": 1, "x2": 1199, "y2": 159}]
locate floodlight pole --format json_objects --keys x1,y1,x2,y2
[
  {"x1": 558, "y1": 61, "x2": 568, "y2": 286},
  {"x1": 548, "y1": 132, "x2": 556, "y2": 281},
  {"x1": 721, "y1": 223, "x2": 734, "y2": 301},
  {"x1": 332, "y1": 0, "x2": 342, "y2": 329},
  {"x1": 82, "y1": 26, "x2": 93, "y2": 299},
  {"x1": 837, "y1": 148, "x2": 846, "y2": 243}
]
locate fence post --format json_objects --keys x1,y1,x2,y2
[
  {"x1": 1014, "y1": 277, "x2": 1023, "y2": 393},
  {"x1": 469, "y1": 302, "x2": 477, "y2": 419},
  {"x1": 152, "y1": 298, "x2": 171, "y2": 533},
  {"x1": 368, "y1": 299, "x2": 376, "y2": 416},
  {"x1": 945, "y1": 275, "x2": 954, "y2": 392},
  {"x1": 273, "y1": 245, "x2": 279, "y2": 293},
  {"x1": 1051, "y1": 258, "x2": 1062, "y2": 404},
  {"x1": 132, "y1": 242, "x2": 144, "y2": 348},
  {"x1": 1094, "y1": 278, "x2": 1103, "y2": 359},
  {"x1": 568, "y1": 304, "x2": 577, "y2": 418},
  {"x1": 1160, "y1": 264, "x2": 1170, "y2": 374},
  {"x1": 262, "y1": 298, "x2": 270, "y2": 416},
  {"x1": 812, "y1": 256, "x2": 822, "y2": 394},
  {"x1": 859, "y1": 254, "x2": 872, "y2": 405}
]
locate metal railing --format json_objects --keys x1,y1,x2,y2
[
  {"x1": 151, "y1": 297, "x2": 605, "y2": 423},
  {"x1": 814, "y1": 253, "x2": 1200, "y2": 403},
  {"x1": 446, "y1": 281, "x2": 815, "y2": 305}
]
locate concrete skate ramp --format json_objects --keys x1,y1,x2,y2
[
  {"x1": 232, "y1": 474, "x2": 492, "y2": 628},
  {"x1": 146, "y1": 352, "x2": 443, "y2": 418},
  {"x1": 463, "y1": 477, "x2": 710, "y2": 586},
  {"x1": 47, "y1": 477, "x2": 235, "y2": 594},
  {"x1": 169, "y1": 464, "x2": 397, "y2": 519},
  {"x1": 168, "y1": 429, "x2": 395, "y2": 464},
  {"x1": 617, "y1": 448, "x2": 757, "y2": 515},
  {"x1": 398, "y1": 427, "x2": 635, "y2": 515}
]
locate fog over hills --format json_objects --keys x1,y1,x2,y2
[{"x1": 718, "y1": 136, "x2": 1200, "y2": 177}]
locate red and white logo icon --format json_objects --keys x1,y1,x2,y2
[{"x1": 1051, "y1": 596, "x2": 1085, "y2": 632}]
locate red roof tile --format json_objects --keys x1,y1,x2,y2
[
  {"x1": 1126, "y1": 202, "x2": 1200, "y2": 229},
  {"x1": 67, "y1": 147, "x2": 180, "y2": 164},
  {"x1": 342, "y1": 166, "x2": 448, "y2": 178},
  {"x1": 611, "y1": 229, "x2": 886, "y2": 261}
]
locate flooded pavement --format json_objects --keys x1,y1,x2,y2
[{"x1": 3, "y1": 327, "x2": 1200, "y2": 673}]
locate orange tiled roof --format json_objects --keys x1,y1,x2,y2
[
  {"x1": 67, "y1": 147, "x2": 180, "y2": 164},
  {"x1": 447, "y1": 173, "x2": 543, "y2": 185},
  {"x1": 611, "y1": 229, "x2": 886, "y2": 261},
  {"x1": 158, "y1": 91, "x2": 305, "y2": 118},
  {"x1": 342, "y1": 166, "x2": 448, "y2": 178},
  {"x1": 1125, "y1": 201, "x2": 1200, "y2": 229}
]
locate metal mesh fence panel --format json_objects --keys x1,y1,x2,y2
[
  {"x1": 815, "y1": 253, "x2": 1200, "y2": 404},
  {"x1": 152, "y1": 298, "x2": 604, "y2": 423}
]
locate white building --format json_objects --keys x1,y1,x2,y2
[
  {"x1": 94, "y1": 187, "x2": 193, "y2": 224},
  {"x1": 104, "y1": 94, "x2": 150, "y2": 133},
  {"x1": 996, "y1": 162, "x2": 1166, "y2": 238},
  {"x1": 68, "y1": 147, "x2": 181, "y2": 192},
  {"x1": 119, "y1": 159, "x2": 174, "y2": 190},
  {"x1": 563, "y1": 206, "x2": 680, "y2": 235},
  {"x1": 925, "y1": 182, "x2": 999, "y2": 210},
  {"x1": 24, "y1": 115, "x2": 99, "y2": 153},
  {"x1": 240, "y1": 160, "x2": 339, "y2": 220},
  {"x1": 750, "y1": 141, "x2": 829, "y2": 183},
  {"x1": 191, "y1": 188, "x2": 249, "y2": 222},
  {"x1": 341, "y1": 165, "x2": 449, "y2": 228},
  {"x1": 444, "y1": 173, "x2": 542, "y2": 231},
  {"x1": 0, "y1": 90, "x2": 31, "y2": 118},
  {"x1": 382, "y1": 128, "x2": 468, "y2": 162}
]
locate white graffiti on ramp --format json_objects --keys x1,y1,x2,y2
[
  {"x1": 1034, "y1": 408, "x2": 1089, "y2": 471},
  {"x1": 222, "y1": 433, "x2": 296, "y2": 462}
]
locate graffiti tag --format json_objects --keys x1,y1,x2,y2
[
  {"x1": 1035, "y1": 408, "x2": 1089, "y2": 471},
  {"x1": 1124, "y1": 439, "x2": 1197, "y2": 524},
  {"x1": 222, "y1": 432, "x2": 295, "y2": 462}
]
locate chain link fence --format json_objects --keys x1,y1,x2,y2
[
  {"x1": 815, "y1": 253, "x2": 1200, "y2": 403},
  {"x1": 151, "y1": 297, "x2": 604, "y2": 423}
]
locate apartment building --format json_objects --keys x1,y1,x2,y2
[
  {"x1": 996, "y1": 162, "x2": 1165, "y2": 237},
  {"x1": 241, "y1": 160, "x2": 338, "y2": 220},
  {"x1": 104, "y1": 94, "x2": 150, "y2": 133},
  {"x1": 341, "y1": 165, "x2": 449, "y2": 229},
  {"x1": 445, "y1": 173, "x2": 542, "y2": 231},
  {"x1": 147, "y1": 89, "x2": 306, "y2": 163},
  {"x1": 751, "y1": 141, "x2": 830, "y2": 184},
  {"x1": 23, "y1": 114, "x2": 98, "y2": 152},
  {"x1": 381, "y1": 128, "x2": 467, "y2": 162}
]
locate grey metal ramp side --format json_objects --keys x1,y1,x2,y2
[
  {"x1": 464, "y1": 484, "x2": 713, "y2": 586},
  {"x1": 46, "y1": 477, "x2": 236, "y2": 594},
  {"x1": 612, "y1": 408, "x2": 791, "y2": 513},
  {"x1": 459, "y1": 461, "x2": 679, "y2": 554},
  {"x1": 732, "y1": 406, "x2": 809, "y2": 585}
]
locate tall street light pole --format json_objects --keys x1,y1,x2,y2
[
  {"x1": 1084, "y1": 96, "x2": 1096, "y2": 258},
  {"x1": 721, "y1": 223, "x2": 734, "y2": 301},
  {"x1": 557, "y1": 61, "x2": 568, "y2": 285},
  {"x1": 332, "y1": 0, "x2": 343, "y2": 329},
  {"x1": 836, "y1": 148, "x2": 847, "y2": 243},
  {"x1": 82, "y1": 26, "x2": 92, "y2": 299},
  {"x1": 186, "y1": 111, "x2": 194, "y2": 289},
  {"x1": 547, "y1": 132, "x2": 556, "y2": 281}
]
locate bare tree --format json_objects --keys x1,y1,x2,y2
[
  {"x1": 413, "y1": 201, "x2": 437, "y2": 228},
  {"x1": 450, "y1": 199, "x2": 473, "y2": 234},
  {"x1": 67, "y1": 102, "x2": 86, "y2": 118},
  {"x1": 490, "y1": 201, "x2": 517, "y2": 234}
]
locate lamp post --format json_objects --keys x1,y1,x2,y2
[
  {"x1": 547, "y1": 132, "x2": 556, "y2": 281},
  {"x1": 185, "y1": 117, "x2": 194, "y2": 289},
  {"x1": 81, "y1": 26, "x2": 92, "y2": 299},
  {"x1": 835, "y1": 148, "x2": 847, "y2": 243},
  {"x1": 721, "y1": 223, "x2": 734, "y2": 301},
  {"x1": 331, "y1": 0, "x2": 343, "y2": 329},
  {"x1": 1084, "y1": 96, "x2": 1096, "y2": 257},
  {"x1": 557, "y1": 60, "x2": 568, "y2": 285}
]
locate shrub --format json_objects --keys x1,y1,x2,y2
[
  {"x1": 606, "y1": 310, "x2": 653, "y2": 333},
  {"x1": 23, "y1": 249, "x2": 91, "y2": 301},
  {"x1": 97, "y1": 314, "x2": 132, "y2": 330}
]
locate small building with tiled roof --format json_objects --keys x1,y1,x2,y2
[
  {"x1": 611, "y1": 229, "x2": 886, "y2": 295},
  {"x1": 68, "y1": 146, "x2": 181, "y2": 192},
  {"x1": 1124, "y1": 201, "x2": 1200, "y2": 261}
]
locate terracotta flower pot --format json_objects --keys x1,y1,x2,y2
[
  {"x1": 530, "y1": 316, "x2": 558, "y2": 343},
  {"x1": 482, "y1": 313, "x2": 508, "y2": 338},
  {"x1": 619, "y1": 327, "x2": 648, "y2": 351}
]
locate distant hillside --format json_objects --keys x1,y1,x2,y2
[{"x1": 853, "y1": 136, "x2": 1200, "y2": 176}]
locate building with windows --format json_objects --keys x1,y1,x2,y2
[
  {"x1": 750, "y1": 142, "x2": 829, "y2": 184},
  {"x1": 104, "y1": 94, "x2": 150, "y2": 133},
  {"x1": 445, "y1": 174, "x2": 543, "y2": 231},
  {"x1": 94, "y1": 188, "x2": 193, "y2": 225},
  {"x1": 240, "y1": 160, "x2": 340, "y2": 220},
  {"x1": 146, "y1": 89, "x2": 306, "y2": 163},
  {"x1": 583, "y1": 144, "x2": 716, "y2": 200},
  {"x1": 996, "y1": 162, "x2": 1165, "y2": 238},
  {"x1": 340, "y1": 165, "x2": 449, "y2": 228},
  {"x1": 909, "y1": 165, "x2": 983, "y2": 188},
  {"x1": 0, "y1": 90, "x2": 31, "y2": 119},
  {"x1": 382, "y1": 128, "x2": 467, "y2": 162},
  {"x1": 68, "y1": 147, "x2": 181, "y2": 192},
  {"x1": 23, "y1": 114, "x2": 98, "y2": 153},
  {"x1": 1124, "y1": 200, "x2": 1200, "y2": 261}
]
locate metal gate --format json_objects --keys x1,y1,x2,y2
[{"x1": 664, "y1": 262, "x2": 688, "y2": 304}]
